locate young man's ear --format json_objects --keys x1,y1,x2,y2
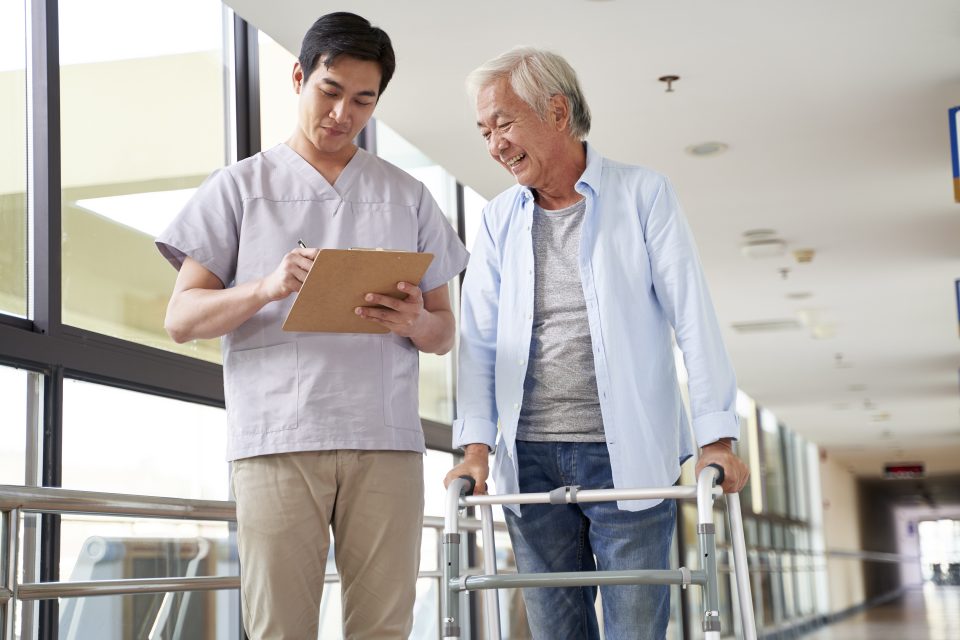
[{"x1": 292, "y1": 62, "x2": 304, "y2": 94}]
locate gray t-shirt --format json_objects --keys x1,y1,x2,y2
[
  {"x1": 156, "y1": 144, "x2": 469, "y2": 460},
  {"x1": 517, "y1": 198, "x2": 605, "y2": 442}
]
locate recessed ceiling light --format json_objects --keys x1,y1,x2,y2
[
  {"x1": 731, "y1": 319, "x2": 802, "y2": 333},
  {"x1": 741, "y1": 229, "x2": 785, "y2": 258},
  {"x1": 786, "y1": 291, "x2": 813, "y2": 300},
  {"x1": 685, "y1": 141, "x2": 728, "y2": 157}
]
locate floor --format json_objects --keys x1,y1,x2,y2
[{"x1": 801, "y1": 585, "x2": 960, "y2": 640}]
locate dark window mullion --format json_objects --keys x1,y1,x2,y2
[
  {"x1": 38, "y1": 366, "x2": 62, "y2": 640},
  {"x1": 28, "y1": 1, "x2": 62, "y2": 638},
  {"x1": 234, "y1": 14, "x2": 260, "y2": 160},
  {"x1": 29, "y1": 0, "x2": 61, "y2": 339},
  {"x1": 0, "y1": 322, "x2": 225, "y2": 407}
]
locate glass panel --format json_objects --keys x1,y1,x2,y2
[
  {"x1": 0, "y1": 365, "x2": 30, "y2": 484},
  {"x1": 424, "y1": 449, "x2": 454, "y2": 517},
  {"x1": 463, "y1": 185, "x2": 488, "y2": 252},
  {"x1": 791, "y1": 432, "x2": 809, "y2": 522},
  {"x1": 735, "y1": 390, "x2": 761, "y2": 513},
  {"x1": 57, "y1": 379, "x2": 237, "y2": 636},
  {"x1": 374, "y1": 119, "x2": 460, "y2": 424},
  {"x1": 59, "y1": 515, "x2": 233, "y2": 583},
  {"x1": 759, "y1": 408, "x2": 787, "y2": 516},
  {"x1": 61, "y1": 378, "x2": 228, "y2": 499},
  {"x1": 258, "y1": 30, "x2": 298, "y2": 150},
  {"x1": 0, "y1": 0, "x2": 27, "y2": 317},
  {"x1": 58, "y1": 0, "x2": 226, "y2": 363},
  {"x1": 58, "y1": 590, "x2": 238, "y2": 639}
]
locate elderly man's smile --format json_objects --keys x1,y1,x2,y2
[{"x1": 505, "y1": 153, "x2": 526, "y2": 167}]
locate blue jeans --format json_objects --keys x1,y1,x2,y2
[{"x1": 504, "y1": 441, "x2": 676, "y2": 640}]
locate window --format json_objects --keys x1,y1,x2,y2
[
  {"x1": 57, "y1": 379, "x2": 235, "y2": 637},
  {"x1": 735, "y1": 390, "x2": 762, "y2": 513},
  {"x1": 61, "y1": 379, "x2": 228, "y2": 499},
  {"x1": 462, "y1": 185, "x2": 488, "y2": 253},
  {"x1": 375, "y1": 120, "x2": 461, "y2": 424},
  {"x1": 759, "y1": 408, "x2": 788, "y2": 516},
  {"x1": 258, "y1": 31, "x2": 298, "y2": 150},
  {"x1": 57, "y1": 0, "x2": 226, "y2": 363},
  {"x1": 0, "y1": 365, "x2": 34, "y2": 485},
  {"x1": 0, "y1": 0, "x2": 27, "y2": 318}
]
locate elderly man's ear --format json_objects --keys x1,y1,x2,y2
[{"x1": 549, "y1": 94, "x2": 570, "y2": 131}]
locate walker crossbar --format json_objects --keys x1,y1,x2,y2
[
  {"x1": 455, "y1": 568, "x2": 708, "y2": 590},
  {"x1": 442, "y1": 466, "x2": 757, "y2": 640}
]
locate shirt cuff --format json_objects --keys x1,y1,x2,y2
[
  {"x1": 692, "y1": 410, "x2": 740, "y2": 449},
  {"x1": 452, "y1": 417, "x2": 498, "y2": 452}
]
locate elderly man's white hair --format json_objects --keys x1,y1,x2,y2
[{"x1": 467, "y1": 47, "x2": 592, "y2": 140}]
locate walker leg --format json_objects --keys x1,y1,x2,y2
[
  {"x1": 697, "y1": 467, "x2": 722, "y2": 638},
  {"x1": 443, "y1": 478, "x2": 472, "y2": 640},
  {"x1": 727, "y1": 493, "x2": 757, "y2": 640},
  {"x1": 479, "y1": 504, "x2": 501, "y2": 640}
]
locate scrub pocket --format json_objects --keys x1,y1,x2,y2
[
  {"x1": 381, "y1": 333, "x2": 421, "y2": 428},
  {"x1": 224, "y1": 342, "x2": 299, "y2": 434}
]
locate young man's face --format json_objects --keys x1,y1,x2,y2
[{"x1": 293, "y1": 54, "x2": 381, "y2": 156}]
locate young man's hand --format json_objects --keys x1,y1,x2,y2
[
  {"x1": 258, "y1": 247, "x2": 319, "y2": 302},
  {"x1": 355, "y1": 282, "x2": 426, "y2": 337}
]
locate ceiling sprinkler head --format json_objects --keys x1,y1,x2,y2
[{"x1": 658, "y1": 75, "x2": 680, "y2": 92}]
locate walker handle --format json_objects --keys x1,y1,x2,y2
[
  {"x1": 707, "y1": 463, "x2": 725, "y2": 486},
  {"x1": 458, "y1": 475, "x2": 477, "y2": 496}
]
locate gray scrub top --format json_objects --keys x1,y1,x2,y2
[{"x1": 156, "y1": 144, "x2": 469, "y2": 461}]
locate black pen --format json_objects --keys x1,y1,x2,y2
[{"x1": 297, "y1": 238, "x2": 307, "y2": 249}]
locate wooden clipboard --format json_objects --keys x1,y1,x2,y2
[{"x1": 282, "y1": 249, "x2": 434, "y2": 333}]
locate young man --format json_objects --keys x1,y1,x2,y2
[{"x1": 158, "y1": 12, "x2": 468, "y2": 639}]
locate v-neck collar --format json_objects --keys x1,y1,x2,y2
[{"x1": 276, "y1": 143, "x2": 368, "y2": 200}]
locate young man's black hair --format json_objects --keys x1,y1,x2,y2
[{"x1": 298, "y1": 11, "x2": 396, "y2": 96}]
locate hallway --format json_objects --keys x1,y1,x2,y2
[{"x1": 801, "y1": 586, "x2": 960, "y2": 640}]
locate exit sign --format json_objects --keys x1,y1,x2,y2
[{"x1": 884, "y1": 463, "x2": 924, "y2": 479}]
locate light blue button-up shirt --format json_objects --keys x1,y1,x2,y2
[{"x1": 453, "y1": 143, "x2": 739, "y2": 512}]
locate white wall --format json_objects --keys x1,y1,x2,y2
[{"x1": 818, "y1": 452, "x2": 866, "y2": 614}]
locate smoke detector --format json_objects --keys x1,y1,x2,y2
[{"x1": 741, "y1": 229, "x2": 786, "y2": 258}]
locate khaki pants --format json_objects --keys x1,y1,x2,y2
[{"x1": 231, "y1": 450, "x2": 424, "y2": 639}]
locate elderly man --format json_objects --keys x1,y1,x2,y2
[{"x1": 444, "y1": 48, "x2": 748, "y2": 639}]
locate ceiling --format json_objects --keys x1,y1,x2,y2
[{"x1": 228, "y1": 0, "x2": 960, "y2": 478}]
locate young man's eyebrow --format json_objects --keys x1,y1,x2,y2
[{"x1": 320, "y1": 77, "x2": 378, "y2": 98}]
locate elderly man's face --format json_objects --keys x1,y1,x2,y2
[{"x1": 476, "y1": 79, "x2": 565, "y2": 190}]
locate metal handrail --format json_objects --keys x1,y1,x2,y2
[
  {"x1": 0, "y1": 485, "x2": 499, "y2": 606},
  {"x1": 0, "y1": 485, "x2": 235, "y2": 521}
]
